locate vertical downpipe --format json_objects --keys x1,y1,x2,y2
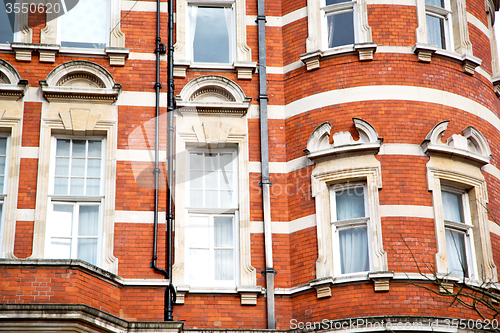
[{"x1": 257, "y1": 0, "x2": 275, "y2": 329}]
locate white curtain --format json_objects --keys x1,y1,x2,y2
[
  {"x1": 335, "y1": 188, "x2": 365, "y2": 221},
  {"x1": 214, "y1": 217, "x2": 234, "y2": 280},
  {"x1": 339, "y1": 227, "x2": 369, "y2": 274},
  {"x1": 224, "y1": 6, "x2": 235, "y2": 63},
  {"x1": 442, "y1": 191, "x2": 463, "y2": 223},
  {"x1": 189, "y1": 6, "x2": 198, "y2": 54},
  {"x1": 77, "y1": 205, "x2": 99, "y2": 265},
  {"x1": 446, "y1": 229, "x2": 468, "y2": 276}
]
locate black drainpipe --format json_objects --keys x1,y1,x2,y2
[{"x1": 150, "y1": 0, "x2": 175, "y2": 321}]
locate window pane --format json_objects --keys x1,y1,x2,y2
[
  {"x1": 70, "y1": 178, "x2": 85, "y2": 195},
  {"x1": 205, "y1": 171, "x2": 218, "y2": 190},
  {"x1": 189, "y1": 249, "x2": 210, "y2": 281},
  {"x1": 78, "y1": 205, "x2": 99, "y2": 236},
  {"x1": 192, "y1": 6, "x2": 231, "y2": 63},
  {"x1": 0, "y1": 138, "x2": 7, "y2": 155},
  {"x1": 327, "y1": 11, "x2": 354, "y2": 48},
  {"x1": 0, "y1": 1, "x2": 13, "y2": 44},
  {"x1": 215, "y1": 249, "x2": 234, "y2": 280},
  {"x1": 335, "y1": 187, "x2": 365, "y2": 220},
  {"x1": 61, "y1": 0, "x2": 108, "y2": 48},
  {"x1": 220, "y1": 191, "x2": 233, "y2": 208},
  {"x1": 339, "y1": 227, "x2": 369, "y2": 274},
  {"x1": 326, "y1": 0, "x2": 352, "y2": 4},
  {"x1": 87, "y1": 159, "x2": 101, "y2": 177},
  {"x1": 88, "y1": 141, "x2": 102, "y2": 158},
  {"x1": 220, "y1": 153, "x2": 233, "y2": 171},
  {"x1": 190, "y1": 190, "x2": 203, "y2": 207},
  {"x1": 446, "y1": 229, "x2": 468, "y2": 277},
  {"x1": 55, "y1": 157, "x2": 70, "y2": 176},
  {"x1": 77, "y1": 238, "x2": 98, "y2": 265},
  {"x1": 190, "y1": 171, "x2": 203, "y2": 189},
  {"x1": 72, "y1": 140, "x2": 86, "y2": 157},
  {"x1": 190, "y1": 153, "x2": 203, "y2": 169},
  {"x1": 86, "y1": 179, "x2": 100, "y2": 195},
  {"x1": 426, "y1": 14, "x2": 446, "y2": 49},
  {"x1": 205, "y1": 190, "x2": 218, "y2": 208},
  {"x1": 220, "y1": 171, "x2": 232, "y2": 189},
  {"x1": 52, "y1": 205, "x2": 74, "y2": 237},
  {"x1": 189, "y1": 216, "x2": 210, "y2": 248},
  {"x1": 56, "y1": 139, "x2": 71, "y2": 157},
  {"x1": 54, "y1": 177, "x2": 69, "y2": 195},
  {"x1": 214, "y1": 217, "x2": 233, "y2": 247},
  {"x1": 442, "y1": 191, "x2": 464, "y2": 223},
  {"x1": 205, "y1": 154, "x2": 218, "y2": 171},
  {"x1": 48, "y1": 238, "x2": 71, "y2": 259},
  {"x1": 425, "y1": 0, "x2": 444, "y2": 7},
  {"x1": 71, "y1": 158, "x2": 86, "y2": 176}
]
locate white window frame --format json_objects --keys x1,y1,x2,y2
[
  {"x1": 0, "y1": 136, "x2": 10, "y2": 254},
  {"x1": 45, "y1": 136, "x2": 106, "y2": 267},
  {"x1": 187, "y1": 1, "x2": 236, "y2": 64},
  {"x1": 321, "y1": 0, "x2": 358, "y2": 50},
  {"x1": 425, "y1": 0, "x2": 454, "y2": 51},
  {"x1": 185, "y1": 147, "x2": 240, "y2": 287},
  {"x1": 441, "y1": 185, "x2": 477, "y2": 279},
  {"x1": 330, "y1": 182, "x2": 372, "y2": 276}
]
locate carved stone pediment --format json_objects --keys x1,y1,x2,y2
[{"x1": 0, "y1": 59, "x2": 28, "y2": 100}]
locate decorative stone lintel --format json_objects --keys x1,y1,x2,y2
[
  {"x1": 300, "y1": 50, "x2": 322, "y2": 71},
  {"x1": 439, "y1": 281, "x2": 454, "y2": 293},
  {"x1": 0, "y1": 79, "x2": 28, "y2": 100},
  {"x1": 462, "y1": 54, "x2": 482, "y2": 75},
  {"x1": 368, "y1": 271, "x2": 394, "y2": 292},
  {"x1": 355, "y1": 43, "x2": 377, "y2": 61},
  {"x1": 237, "y1": 286, "x2": 263, "y2": 305},
  {"x1": 310, "y1": 277, "x2": 334, "y2": 299},
  {"x1": 105, "y1": 47, "x2": 130, "y2": 66},
  {"x1": 492, "y1": 75, "x2": 500, "y2": 97},
  {"x1": 39, "y1": 80, "x2": 122, "y2": 104},
  {"x1": 173, "y1": 61, "x2": 191, "y2": 78},
  {"x1": 412, "y1": 43, "x2": 437, "y2": 63},
  {"x1": 174, "y1": 286, "x2": 190, "y2": 305},
  {"x1": 10, "y1": 43, "x2": 37, "y2": 62},
  {"x1": 234, "y1": 62, "x2": 257, "y2": 80},
  {"x1": 38, "y1": 44, "x2": 60, "y2": 63},
  {"x1": 175, "y1": 100, "x2": 252, "y2": 117}
]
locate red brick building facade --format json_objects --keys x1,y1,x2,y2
[{"x1": 1, "y1": 0, "x2": 500, "y2": 331}]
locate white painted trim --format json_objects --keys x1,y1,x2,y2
[
  {"x1": 251, "y1": 214, "x2": 317, "y2": 234},
  {"x1": 475, "y1": 66, "x2": 492, "y2": 81},
  {"x1": 379, "y1": 143, "x2": 425, "y2": 156},
  {"x1": 490, "y1": 220, "x2": 500, "y2": 236},
  {"x1": 467, "y1": 12, "x2": 490, "y2": 38},
  {"x1": 377, "y1": 45, "x2": 414, "y2": 53},
  {"x1": 121, "y1": 0, "x2": 168, "y2": 12},
  {"x1": 20, "y1": 147, "x2": 39, "y2": 159},
  {"x1": 267, "y1": 60, "x2": 304, "y2": 75},
  {"x1": 248, "y1": 156, "x2": 312, "y2": 174},
  {"x1": 483, "y1": 164, "x2": 500, "y2": 181},
  {"x1": 380, "y1": 205, "x2": 434, "y2": 219},
  {"x1": 16, "y1": 209, "x2": 35, "y2": 221},
  {"x1": 245, "y1": 8, "x2": 308, "y2": 27},
  {"x1": 365, "y1": 0, "x2": 416, "y2": 5},
  {"x1": 284, "y1": 86, "x2": 500, "y2": 131},
  {"x1": 114, "y1": 210, "x2": 166, "y2": 223},
  {"x1": 116, "y1": 149, "x2": 167, "y2": 162},
  {"x1": 129, "y1": 52, "x2": 159, "y2": 61},
  {"x1": 119, "y1": 278, "x2": 171, "y2": 286},
  {"x1": 117, "y1": 91, "x2": 160, "y2": 107}
]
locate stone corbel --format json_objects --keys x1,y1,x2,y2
[
  {"x1": 10, "y1": 43, "x2": 37, "y2": 62},
  {"x1": 412, "y1": 43, "x2": 437, "y2": 63},
  {"x1": 368, "y1": 271, "x2": 394, "y2": 291},
  {"x1": 492, "y1": 75, "x2": 500, "y2": 97},
  {"x1": 355, "y1": 43, "x2": 377, "y2": 61},
  {"x1": 174, "y1": 286, "x2": 190, "y2": 305},
  {"x1": 38, "y1": 44, "x2": 60, "y2": 63},
  {"x1": 310, "y1": 277, "x2": 334, "y2": 299},
  {"x1": 105, "y1": 47, "x2": 130, "y2": 67},
  {"x1": 462, "y1": 54, "x2": 481, "y2": 75},
  {"x1": 234, "y1": 62, "x2": 257, "y2": 80},
  {"x1": 237, "y1": 286, "x2": 263, "y2": 305},
  {"x1": 300, "y1": 50, "x2": 322, "y2": 71},
  {"x1": 438, "y1": 281, "x2": 454, "y2": 293},
  {"x1": 173, "y1": 61, "x2": 191, "y2": 78}
]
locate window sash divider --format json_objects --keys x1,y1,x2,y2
[
  {"x1": 49, "y1": 195, "x2": 104, "y2": 202},
  {"x1": 0, "y1": 194, "x2": 7, "y2": 200},
  {"x1": 332, "y1": 216, "x2": 369, "y2": 228},
  {"x1": 425, "y1": 4, "x2": 451, "y2": 16},
  {"x1": 188, "y1": 208, "x2": 237, "y2": 214},
  {"x1": 444, "y1": 220, "x2": 472, "y2": 232},
  {"x1": 322, "y1": 1, "x2": 356, "y2": 13},
  {"x1": 189, "y1": 0, "x2": 234, "y2": 6}
]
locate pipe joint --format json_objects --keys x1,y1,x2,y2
[
  {"x1": 155, "y1": 83, "x2": 162, "y2": 89},
  {"x1": 258, "y1": 94, "x2": 269, "y2": 101},
  {"x1": 256, "y1": 15, "x2": 267, "y2": 22},
  {"x1": 261, "y1": 268, "x2": 277, "y2": 275},
  {"x1": 153, "y1": 168, "x2": 161, "y2": 175},
  {"x1": 259, "y1": 180, "x2": 272, "y2": 187}
]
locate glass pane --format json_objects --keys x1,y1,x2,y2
[
  {"x1": 327, "y1": 11, "x2": 354, "y2": 48},
  {"x1": 326, "y1": 0, "x2": 352, "y2": 4},
  {"x1": 220, "y1": 191, "x2": 233, "y2": 208},
  {"x1": 446, "y1": 229, "x2": 468, "y2": 277},
  {"x1": 425, "y1": 0, "x2": 444, "y2": 7},
  {"x1": 0, "y1": 138, "x2": 7, "y2": 155},
  {"x1": 70, "y1": 178, "x2": 85, "y2": 195},
  {"x1": 220, "y1": 171, "x2": 232, "y2": 189},
  {"x1": 0, "y1": 1, "x2": 13, "y2": 44},
  {"x1": 214, "y1": 217, "x2": 233, "y2": 247},
  {"x1": 190, "y1": 190, "x2": 203, "y2": 207},
  {"x1": 54, "y1": 177, "x2": 69, "y2": 195},
  {"x1": 190, "y1": 153, "x2": 203, "y2": 169},
  {"x1": 87, "y1": 141, "x2": 102, "y2": 158},
  {"x1": 71, "y1": 158, "x2": 85, "y2": 176},
  {"x1": 426, "y1": 14, "x2": 446, "y2": 49},
  {"x1": 86, "y1": 179, "x2": 100, "y2": 195},
  {"x1": 72, "y1": 140, "x2": 86, "y2": 157},
  {"x1": 0, "y1": 177, "x2": 4, "y2": 194},
  {"x1": 189, "y1": 249, "x2": 210, "y2": 281},
  {"x1": 55, "y1": 157, "x2": 70, "y2": 176},
  {"x1": 52, "y1": 205, "x2": 74, "y2": 237},
  {"x1": 189, "y1": 216, "x2": 210, "y2": 248},
  {"x1": 339, "y1": 227, "x2": 369, "y2": 274},
  {"x1": 87, "y1": 159, "x2": 101, "y2": 177},
  {"x1": 335, "y1": 187, "x2": 365, "y2": 220},
  {"x1": 205, "y1": 171, "x2": 218, "y2": 190},
  {"x1": 78, "y1": 205, "x2": 99, "y2": 236},
  {"x1": 220, "y1": 153, "x2": 233, "y2": 171},
  {"x1": 215, "y1": 249, "x2": 234, "y2": 280},
  {"x1": 56, "y1": 139, "x2": 71, "y2": 157},
  {"x1": 190, "y1": 171, "x2": 203, "y2": 189},
  {"x1": 61, "y1": 0, "x2": 108, "y2": 48},
  {"x1": 77, "y1": 238, "x2": 98, "y2": 265},
  {"x1": 48, "y1": 238, "x2": 71, "y2": 259},
  {"x1": 442, "y1": 191, "x2": 464, "y2": 223},
  {"x1": 205, "y1": 190, "x2": 218, "y2": 208},
  {"x1": 193, "y1": 6, "x2": 231, "y2": 63},
  {"x1": 205, "y1": 153, "x2": 218, "y2": 171}
]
